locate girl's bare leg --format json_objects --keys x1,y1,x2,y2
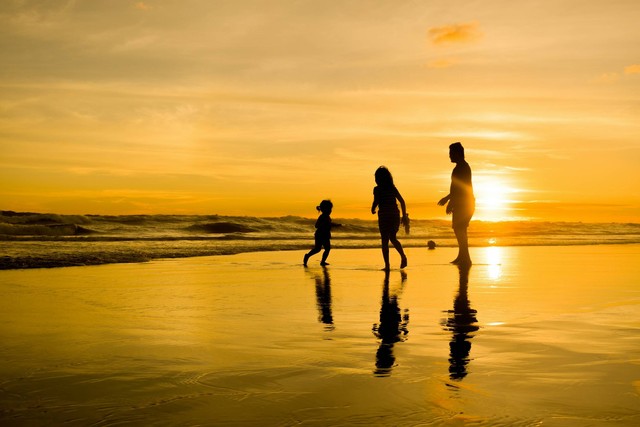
[
  {"x1": 390, "y1": 233, "x2": 408, "y2": 268},
  {"x1": 381, "y1": 234, "x2": 391, "y2": 270}
]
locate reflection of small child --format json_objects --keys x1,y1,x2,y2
[{"x1": 304, "y1": 200, "x2": 338, "y2": 267}]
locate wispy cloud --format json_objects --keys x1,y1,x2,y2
[
  {"x1": 425, "y1": 58, "x2": 458, "y2": 69},
  {"x1": 427, "y1": 22, "x2": 482, "y2": 46},
  {"x1": 624, "y1": 64, "x2": 640, "y2": 75},
  {"x1": 595, "y1": 64, "x2": 640, "y2": 83},
  {"x1": 595, "y1": 72, "x2": 620, "y2": 84},
  {"x1": 134, "y1": 2, "x2": 152, "y2": 11}
]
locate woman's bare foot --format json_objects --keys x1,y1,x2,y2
[{"x1": 457, "y1": 257, "x2": 472, "y2": 266}]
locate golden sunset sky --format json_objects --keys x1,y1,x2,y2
[{"x1": 1, "y1": 1, "x2": 639, "y2": 221}]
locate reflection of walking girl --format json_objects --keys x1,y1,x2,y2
[
  {"x1": 372, "y1": 270, "x2": 409, "y2": 376},
  {"x1": 371, "y1": 166, "x2": 408, "y2": 271},
  {"x1": 304, "y1": 200, "x2": 338, "y2": 266}
]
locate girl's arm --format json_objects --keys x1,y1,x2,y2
[
  {"x1": 371, "y1": 188, "x2": 379, "y2": 214},
  {"x1": 395, "y1": 188, "x2": 407, "y2": 217}
]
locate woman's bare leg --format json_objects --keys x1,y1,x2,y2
[{"x1": 453, "y1": 225, "x2": 471, "y2": 265}]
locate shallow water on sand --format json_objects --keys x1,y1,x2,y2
[{"x1": 0, "y1": 245, "x2": 639, "y2": 426}]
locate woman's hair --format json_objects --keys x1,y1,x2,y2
[
  {"x1": 375, "y1": 166, "x2": 394, "y2": 187},
  {"x1": 316, "y1": 199, "x2": 333, "y2": 213},
  {"x1": 449, "y1": 142, "x2": 465, "y2": 158}
]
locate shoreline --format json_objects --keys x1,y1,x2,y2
[{"x1": 2, "y1": 241, "x2": 640, "y2": 271}]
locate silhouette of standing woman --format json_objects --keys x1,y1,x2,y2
[
  {"x1": 438, "y1": 142, "x2": 475, "y2": 265},
  {"x1": 372, "y1": 166, "x2": 408, "y2": 271}
]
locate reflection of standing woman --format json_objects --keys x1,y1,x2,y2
[
  {"x1": 442, "y1": 263, "x2": 478, "y2": 380},
  {"x1": 371, "y1": 166, "x2": 408, "y2": 271},
  {"x1": 438, "y1": 142, "x2": 475, "y2": 265}
]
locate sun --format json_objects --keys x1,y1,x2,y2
[{"x1": 474, "y1": 176, "x2": 516, "y2": 221}]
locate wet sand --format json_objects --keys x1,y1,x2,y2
[{"x1": 1, "y1": 245, "x2": 639, "y2": 426}]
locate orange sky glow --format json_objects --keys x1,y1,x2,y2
[{"x1": 1, "y1": 1, "x2": 639, "y2": 222}]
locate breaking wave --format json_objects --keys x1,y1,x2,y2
[{"x1": 1, "y1": 211, "x2": 638, "y2": 269}]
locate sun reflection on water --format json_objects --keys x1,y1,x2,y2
[{"x1": 486, "y1": 246, "x2": 503, "y2": 282}]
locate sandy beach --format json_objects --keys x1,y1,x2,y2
[{"x1": 0, "y1": 244, "x2": 639, "y2": 426}]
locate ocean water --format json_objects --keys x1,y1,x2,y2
[
  {"x1": 1, "y1": 246, "x2": 639, "y2": 425},
  {"x1": 1, "y1": 211, "x2": 639, "y2": 269}
]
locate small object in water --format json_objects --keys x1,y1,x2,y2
[{"x1": 427, "y1": 240, "x2": 436, "y2": 250}]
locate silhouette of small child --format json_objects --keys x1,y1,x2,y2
[{"x1": 304, "y1": 200, "x2": 339, "y2": 267}]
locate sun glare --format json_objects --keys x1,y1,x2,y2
[{"x1": 474, "y1": 176, "x2": 516, "y2": 221}]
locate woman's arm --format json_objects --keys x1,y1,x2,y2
[{"x1": 438, "y1": 194, "x2": 450, "y2": 206}]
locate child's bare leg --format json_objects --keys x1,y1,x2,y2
[
  {"x1": 304, "y1": 244, "x2": 321, "y2": 266},
  {"x1": 320, "y1": 243, "x2": 331, "y2": 266}
]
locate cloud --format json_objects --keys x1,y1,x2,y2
[
  {"x1": 135, "y1": 2, "x2": 152, "y2": 11},
  {"x1": 624, "y1": 64, "x2": 640, "y2": 75},
  {"x1": 595, "y1": 72, "x2": 619, "y2": 84},
  {"x1": 426, "y1": 58, "x2": 458, "y2": 69},
  {"x1": 595, "y1": 65, "x2": 640, "y2": 84},
  {"x1": 427, "y1": 22, "x2": 482, "y2": 46}
]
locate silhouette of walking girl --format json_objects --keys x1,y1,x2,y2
[
  {"x1": 304, "y1": 200, "x2": 337, "y2": 267},
  {"x1": 371, "y1": 166, "x2": 408, "y2": 271}
]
